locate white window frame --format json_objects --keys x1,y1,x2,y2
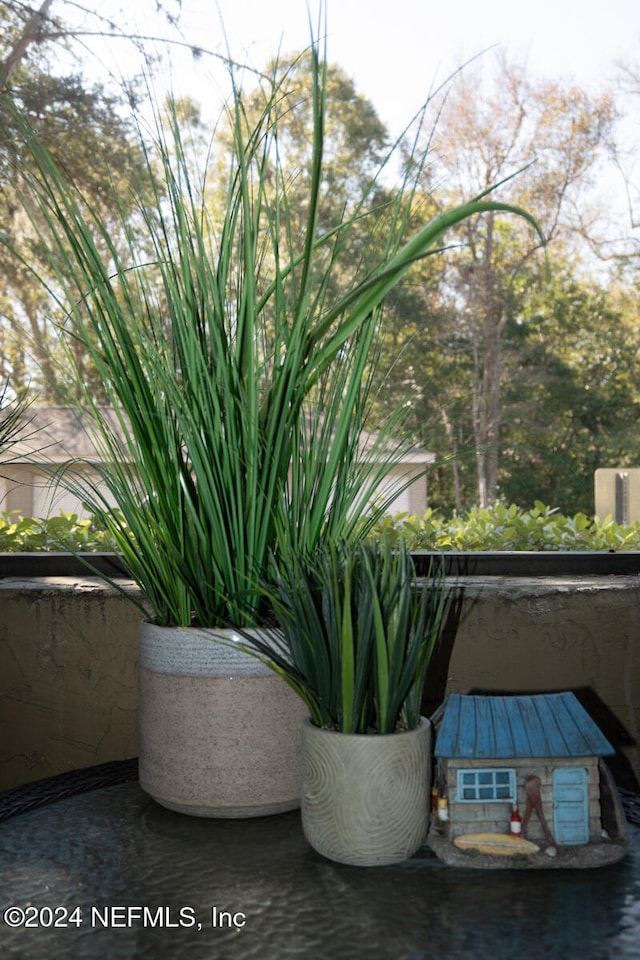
[{"x1": 456, "y1": 767, "x2": 517, "y2": 803}]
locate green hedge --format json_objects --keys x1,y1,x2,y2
[
  {"x1": 0, "y1": 512, "x2": 117, "y2": 552},
  {"x1": 2, "y1": 502, "x2": 640, "y2": 553},
  {"x1": 368, "y1": 501, "x2": 640, "y2": 552}
]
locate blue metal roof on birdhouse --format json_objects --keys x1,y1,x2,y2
[{"x1": 433, "y1": 693, "x2": 615, "y2": 760}]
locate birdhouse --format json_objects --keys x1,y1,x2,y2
[{"x1": 429, "y1": 692, "x2": 625, "y2": 860}]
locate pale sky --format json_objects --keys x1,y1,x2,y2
[
  {"x1": 64, "y1": 0, "x2": 640, "y2": 135},
  {"x1": 62, "y1": 0, "x2": 640, "y2": 238},
  {"x1": 158, "y1": 0, "x2": 640, "y2": 135}
]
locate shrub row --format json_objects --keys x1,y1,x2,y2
[
  {"x1": 2, "y1": 502, "x2": 640, "y2": 553},
  {"x1": 368, "y1": 501, "x2": 640, "y2": 552},
  {"x1": 0, "y1": 512, "x2": 117, "y2": 552}
]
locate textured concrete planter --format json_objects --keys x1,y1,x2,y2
[
  {"x1": 138, "y1": 622, "x2": 308, "y2": 818},
  {"x1": 301, "y1": 716, "x2": 432, "y2": 866}
]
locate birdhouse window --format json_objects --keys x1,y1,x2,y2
[{"x1": 456, "y1": 768, "x2": 516, "y2": 802}]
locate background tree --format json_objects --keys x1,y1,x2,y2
[
  {"x1": 0, "y1": 0, "x2": 184, "y2": 85},
  {"x1": 204, "y1": 50, "x2": 391, "y2": 252},
  {"x1": 499, "y1": 262, "x2": 640, "y2": 512},
  {"x1": 0, "y1": 0, "x2": 178, "y2": 399},
  {"x1": 371, "y1": 54, "x2": 617, "y2": 508},
  {"x1": 208, "y1": 50, "x2": 636, "y2": 518},
  {"x1": 200, "y1": 49, "x2": 399, "y2": 398}
]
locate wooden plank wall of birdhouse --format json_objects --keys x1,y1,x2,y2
[{"x1": 438, "y1": 755, "x2": 602, "y2": 841}]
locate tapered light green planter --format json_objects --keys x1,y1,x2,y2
[
  {"x1": 301, "y1": 716, "x2": 432, "y2": 866},
  {"x1": 138, "y1": 622, "x2": 308, "y2": 818}
]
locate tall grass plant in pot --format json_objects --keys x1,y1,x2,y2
[
  {"x1": 1, "y1": 24, "x2": 541, "y2": 817},
  {"x1": 229, "y1": 539, "x2": 450, "y2": 865}
]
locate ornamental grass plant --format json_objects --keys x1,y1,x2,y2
[
  {"x1": 228, "y1": 538, "x2": 448, "y2": 734},
  {"x1": 0, "y1": 28, "x2": 541, "y2": 629},
  {"x1": 0, "y1": 385, "x2": 30, "y2": 457}
]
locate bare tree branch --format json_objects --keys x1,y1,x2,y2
[{"x1": 1, "y1": 0, "x2": 55, "y2": 85}]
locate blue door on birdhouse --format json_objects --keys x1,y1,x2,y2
[{"x1": 552, "y1": 768, "x2": 589, "y2": 845}]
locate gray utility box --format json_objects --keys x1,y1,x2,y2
[{"x1": 594, "y1": 468, "x2": 640, "y2": 523}]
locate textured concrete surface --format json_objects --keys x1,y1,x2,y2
[
  {"x1": 0, "y1": 578, "x2": 141, "y2": 790},
  {"x1": 301, "y1": 717, "x2": 431, "y2": 865},
  {"x1": 139, "y1": 669, "x2": 307, "y2": 817},
  {"x1": 137, "y1": 622, "x2": 308, "y2": 817}
]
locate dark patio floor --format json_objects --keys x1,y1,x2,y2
[{"x1": 1, "y1": 762, "x2": 640, "y2": 960}]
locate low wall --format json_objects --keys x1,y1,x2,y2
[
  {"x1": 1, "y1": 573, "x2": 639, "y2": 792},
  {"x1": 0, "y1": 577, "x2": 142, "y2": 792}
]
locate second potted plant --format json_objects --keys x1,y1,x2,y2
[{"x1": 228, "y1": 538, "x2": 450, "y2": 866}]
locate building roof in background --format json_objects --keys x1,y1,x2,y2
[
  {"x1": 2, "y1": 406, "x2": 434, "y2": 466},
  {"x1": 433, "y1": 693, "x2": 615, "y2": 760}
]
